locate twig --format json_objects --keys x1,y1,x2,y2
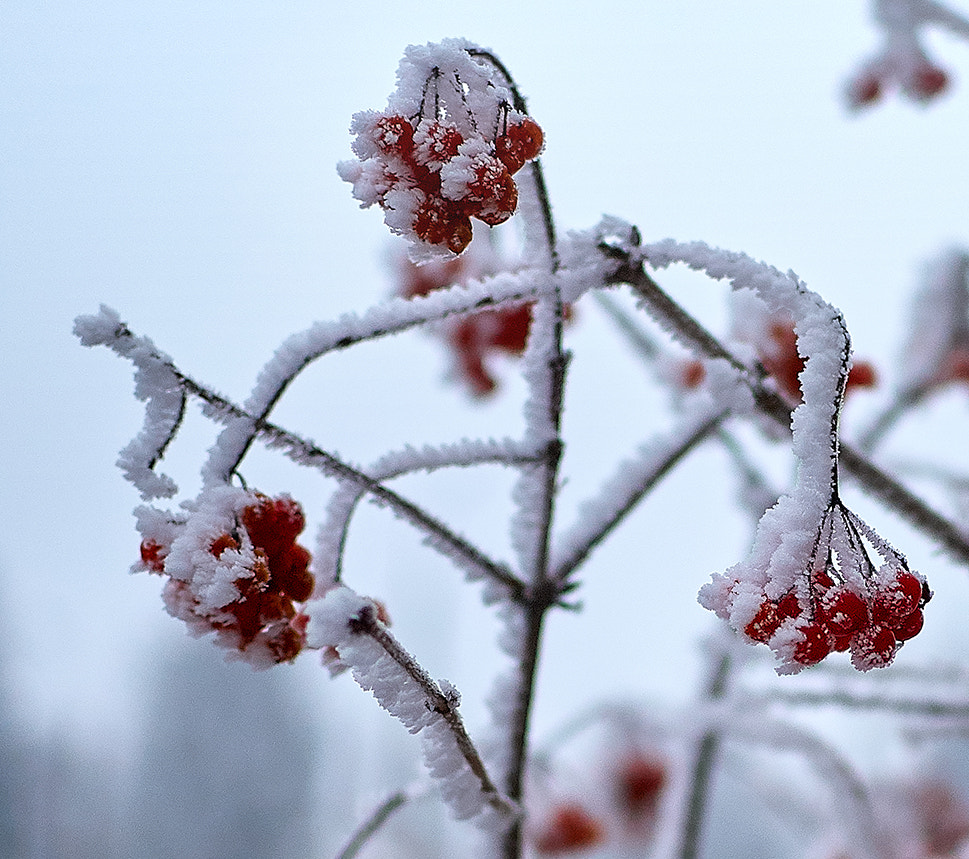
[
  {"x1": 678, "y1": 648, "x2": 734, "y2": 859},
  {"x1": 336, "y1": 790, "x2": 411, "y2": 859},
  {"x1": 351, "y1": 604, "x2": 518, "y2": 819}
]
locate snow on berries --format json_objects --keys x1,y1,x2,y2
[
  {"x1": 137, "y1": 486, "x2": 315, "y2": 667},
  {"x1": 340, "y1": 39, "x2": 543, "y2": 256},
  {"x1": 700, "y1": 497, "x2": 930, "y2": 673}
]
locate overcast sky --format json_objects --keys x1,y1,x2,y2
[{"x1": 3, "y1": 1, "x2": 969, "y2": 825}]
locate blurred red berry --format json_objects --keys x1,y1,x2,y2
[
  {"x1": 534, "y1": 804, "x2": 604, "y2": 855},
  {"x1": 615, "y1": 754, "x2": 666, "y2": 818}
]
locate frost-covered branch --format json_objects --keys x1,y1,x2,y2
[
  {"x1": 317, "y1": 439, "x2": 541, "y2": 593},
  {"x1": 551, "y1": 405, "x2": 729, "y2": 580},
  {"x1": 73, "y1": 307, "x2": 527, "y2": 599},
  {"x1": 309, "y1": 587, "x2": 517, "y2": 824}
]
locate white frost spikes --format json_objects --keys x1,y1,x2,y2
[{"x1": 308, "y1": 586, "x2": 517, "y2": 826}]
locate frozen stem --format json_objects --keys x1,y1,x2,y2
[
  {"x1": 350, "y1": 604, "x2": 518, "y2": 820},
  {"x1": 335, "y1": 789, "x2": 411, "y2": 859}
]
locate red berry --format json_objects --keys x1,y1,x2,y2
[
  {"x1": 846, "y1": 361, "x2": 877, "y2": 390},
  {"x1": 893, "y1": 608, "x2": 924, "y2": 642},
  {"x1": 496, "y1": 117, "x2": 544, "y2": 173},
  {"x1": 464, "y1": 161, "x2": 518, "y2": 225},
  {"x1": 820, "y1": 588, "x2": 869, "y2": 637},
  {"x1": 745, "y1": 599, "x2": 782, "y2": 643},
  {"x1": 413, "y1": 198, "x2": 473, "y2": 253},
  {"x1": 414, "y1": 119, "x2": 464, "y2": 169},
  {"x1": 489, "y1": 305, "x2": 532, "y2": 353},
  {"x1": 850, "y1": 624, "x2": 897, "y2": 671},
  {"x1": 680, "y1": 359, "x2": 706, "y2": 389},
  {"x1": 777, "y1": 591, "x2": 801, "y2": 619},
  {"x1": 793, "y1": 622, "x2": 833, "y2": 666},
  {"x1": 813, "y1": 567, "x2": 834, "y2": 590},
  {"x1": 209, "y1": 533, "x2": 241, "y2": 558},
  {"x1": 372, "y1": 114, "x2": 416, "y2": 160},
  {"x1": 615, "y1": 754, "x2": 666, "y2": 817},
  {"x1": 873, "y1": 571, "x2": 923, "y2": 625},
  {"x1": 851, "y1": 74, "x2": 882, "y2": 106},
  {"x1": 534, "y1": 804, "x2": 604, "y2": 855},
  {"x1": 140, "y1": 539, "x2": 167, "y2": 573},
  {"x1": 912, "y1": 64, "x2": 948, "y2": 99}
]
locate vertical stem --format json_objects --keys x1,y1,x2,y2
[{"x1": 679, "y1": 649, "x2": 733, "y2": 859}]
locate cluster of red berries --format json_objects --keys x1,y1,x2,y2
[
  {"x1": 141, "y1": 493, "x2": 314, "y2": 664},
  {"x1": 343, "y1": 105, "x2": 543, "y2": 254},
  {"x1": 847, "y1": 59, "x2": 949, "y2": 109},
  {"x1": 532, "y1": 753, "x2": 667, "y2": 855},
  {"x1": 450, "y1": 303, "x2": 533, "y2": 396},
  {"x1": 744, "y1": 566, "x2": 929, "y2": 671}
]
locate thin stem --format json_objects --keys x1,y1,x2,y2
[
  {"x1": 679, "y1": 648, "x2": 733, "y2": 859},
  {"x1": 336, "y1": 790, "x2": 410, "y2": 859},
  {"x1": 752, "y1": 686, "x2": 969, "y2": 718},
  {"x1": 553, "y1": 408, "x2": 729, "y2": 581}
]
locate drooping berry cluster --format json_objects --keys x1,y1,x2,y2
[
  {"x1": 339, "y1": 44, "x2": 543, "y2": 255},
  {"x1": 140, "y1": 491, "x2": 314, "y2": 666},
  {"x1": 744, "y1": 565, "x2": 928, "y2": 671},
  {"x1": 703, "y1": 500, "x2": 930, "y2": 673}
]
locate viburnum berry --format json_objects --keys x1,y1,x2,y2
[
  {"x1": 744, "y1": 591, "x2": 799, "y2": 644},
  {"x1": 793, "y1": 622, "x2": 834, "y2": 667},
  {"x1": 615, "y1": 753, "x2": 666, "y2": 819},
  {"x1": 849, "y1": 73, "x2": 883, "y2": 107},
  {"x1": 412, "y1": 198, "x2": 473, "y2": 254},
  {"x1": 495, "y1": 117, "x2": 544, "y2": 174},
  {"x1": 533, "y1": 804, "x2": 604, "y2": 855},
  {"x1": 413, "y1": 118, "x2": 464, "y2": 169},
  {"x1": 872, "y1": 571, "x2": 923, "y2": 625},
  {"x1": 893, "y1": 607, "x2": 924, "y2": 642},
  {"x1": 819, "y1": 588, "x2": 869, "y2": 638},
  {"x1": 851, "y1": 624, "x2": 898, "y2": 671},
  {"x1": 371, "y1": 114, "x2": 416, "y2": 161},
  {"x1": 140, "y1": 538, "x2": 167, "y2": 573},
  {"x1": 910, "y1": 63, "x2": 949, "y2": 100}
]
